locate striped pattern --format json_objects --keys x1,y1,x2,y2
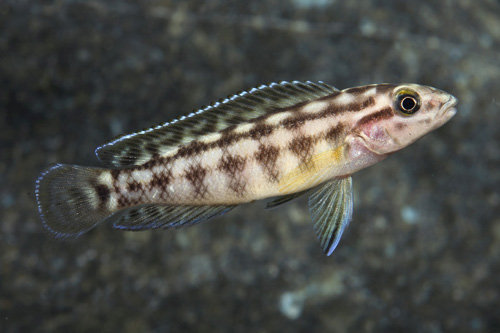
[
  {"x1": 36, "y1": 81, "x2": 457, "y2": 253},
  {"x1": 95, "y1": 81, "x2": 338, "y2": 168},
  {"x1": 93, "y1": 82, "x2": 395, "y2": 210}
]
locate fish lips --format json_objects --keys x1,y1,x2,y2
[{"x1": 438, "y1": 95, "x2": 458, "y2": 121}]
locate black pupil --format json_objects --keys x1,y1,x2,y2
[{"x1": 401, "y1": 96, "x2": 416, "y2": 111}]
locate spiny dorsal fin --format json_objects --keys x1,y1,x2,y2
[{"x1": 95, "y1": 81, "x2": 339, "y2": 168}]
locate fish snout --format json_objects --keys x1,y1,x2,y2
[{"x1": 437, "y1": 94, "x2": 457, "y2": 121}]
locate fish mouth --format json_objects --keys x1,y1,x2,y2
[{"x1": 438, "y1": 94, "x2": 458, "y2": 120}]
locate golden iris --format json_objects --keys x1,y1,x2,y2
[{"x1": 395, "y1": 89, "x2": 421, "y2": 115}]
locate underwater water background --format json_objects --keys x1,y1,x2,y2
[{"x1": 1, "y1": 0, "x2": 499, "y2": 332}]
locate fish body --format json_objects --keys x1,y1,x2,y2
[{"x1": 36, "y1": 81, "x2": 457, "y2": 255}]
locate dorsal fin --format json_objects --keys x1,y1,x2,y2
[{"x1": 95, "y1": 81, "x2": 339, "y2": 167}]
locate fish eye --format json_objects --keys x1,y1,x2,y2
[{"x1": 395, "y1": 90, "x2": 421, "y2": 115}]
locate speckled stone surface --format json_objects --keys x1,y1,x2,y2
[{"x1": 1, "y1": 1, "x2": 500, "y2": 332}]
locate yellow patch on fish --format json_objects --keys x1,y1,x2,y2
[{"x1": 279, "y1": 145, "x2": 345, "y2": 194}]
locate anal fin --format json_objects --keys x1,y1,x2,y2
[{"x1": 113, "y1": 204, "x2": 236, "y2": 231}]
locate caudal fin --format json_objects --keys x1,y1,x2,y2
[{"x1": 35, "y1": 164, "x2": 112, "y2": 239}]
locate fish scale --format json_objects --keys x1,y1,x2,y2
[{"x1": 35, "y1": 81, "x2": 457, "y2": 255}]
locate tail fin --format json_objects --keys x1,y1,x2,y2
[{"x1": 35, "y1": 164, "x2": 112, "y2": 239}]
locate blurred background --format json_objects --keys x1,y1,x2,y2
[{"x1": 1, "y1": 0, "x2": 499, "y2": 332}]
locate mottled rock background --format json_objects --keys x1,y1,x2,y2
[{"x1": 1, "y1": 0, "x2": 499, "y2": 332}]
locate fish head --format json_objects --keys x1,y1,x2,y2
[{"x1": 355, "y1": 84, "x2": 457, "y2": 155}]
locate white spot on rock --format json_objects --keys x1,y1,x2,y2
[
  {"x1": 279, "y1": 291, "x2": 304, "y2": 320},
  {"x1": 401, "y1": 205, "x2": 419, "y2": 224}
]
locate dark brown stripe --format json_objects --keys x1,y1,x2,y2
[
  {"x1": 151, "y1": 167, "x2": 173, "y2": 190},
  {"x1": 111, "y1": 169, "x2": 121, "y2": 182},
  {"x1": 356, "y1": 107, "x2": 394, "y2": 127},
  {"x1": 184, "y1": 163, "x2": 208, "y2": 199},
  {"x1": 102, "y1": 84, "x2": 395, "y2": 169},
  {"x1": 177, "y1": 141, "x2": 205, "y2": 158},
  {"x1": 344, "y1": 96, "x2": 375, "y2": 112},
  {"x1": 255, "y1": 144, "x2": 280, "y2": 182},
  {"x1": 324, "y1": 123, "x2": 345, "y2": 143},
  {"x1": 131, "y1": 93, "x2": 381, "y2": 166},
  {"x1": 180, "y1": 96, "x2": 374, "y2": 158},
  {"x1": 218, "y1": 154, "x2": 246, "y2": 174},
  {"x1": 217, "y1": 154, "x2": 247, "y2": 195},
  {"x1": 136, "y1": 113, "x2": 344, "y2": 166},
  {"x1": 289, "y1": 136, "x2": 314, "y2": 165},
  {"x1": 117, "y1": 196, "x2": 128, "y2": 208},
  {"x1": 282, "y1": 114, "x2": 306, "y2": 130},
  {"x1": 228, "y1": 177, "x2": 246, "y2": 195},
  {"x1": 127, "y1": 182, "x2": 140, "y2": 192},
  {"x1": 249, "y1": 122, "x2": 274, "y2": 140},
  {"x1": 94, "y1": 184, "x2": 110, "y2": 208}
]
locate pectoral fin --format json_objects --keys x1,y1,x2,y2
[{"x1": 309, "y1": 177, "x2": 353, "y2": 256}]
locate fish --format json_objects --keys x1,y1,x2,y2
[{"x1": 35, "y1": 81, "x2": 457, "y2": 255}]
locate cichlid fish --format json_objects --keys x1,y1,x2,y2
[{"x1": 35, "y1": 81, "x2": 457, "y2": 255}]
